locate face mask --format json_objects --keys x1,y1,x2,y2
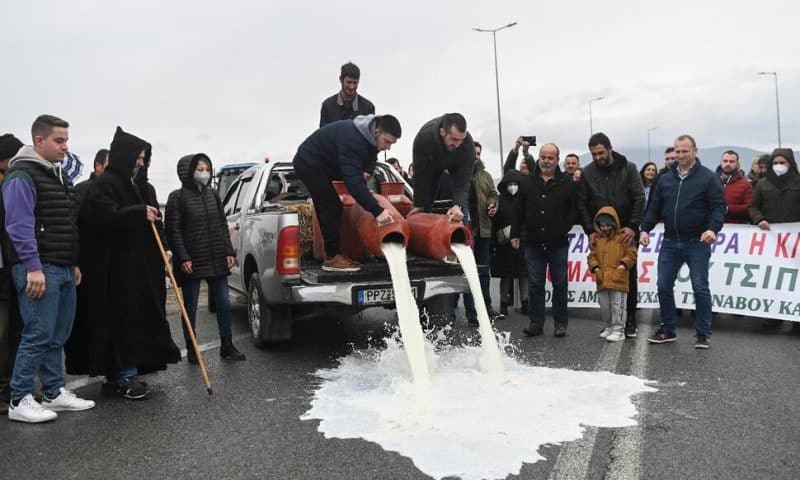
[
  {"x1": 773, "y1": 164, "x2": 789, "y2": 176},
  {"x1": 194, "y1": 171, "x2": 211, "y2": 186},
  {"x1": 507, "y1": 184, "x2": 519, "y2": 196}
]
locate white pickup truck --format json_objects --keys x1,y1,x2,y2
[{"x1": 222, "y1": 160, "x2": 477, "y2": 347}]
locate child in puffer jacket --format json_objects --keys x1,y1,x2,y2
[{"x1": 588, "y1": 206, "x2": 638, "y2": 342}]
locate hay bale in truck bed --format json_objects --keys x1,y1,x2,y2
[{"x1": 281, "y1": 202, "x2": 314, "y2": 257}]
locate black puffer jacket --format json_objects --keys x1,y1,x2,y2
[
  {"x1": 165, "y1": 154, "x2": 235, "y2": 282},
  {"x1": 491, "y1": 170, "x2": 527, "y2": 278},
  {"x1": 578, "y1": 151, "x2": 645, "y2": 234}
]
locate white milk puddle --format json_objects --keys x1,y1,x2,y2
[
  {"x1": 382, "y1": 242, "x2": 430, "y2": 384},
  {"x1": 451, "y1": 243, "x2": 504, "y2": 375},
  {"x1": 302, "y1": 335, "x2": 657, "y2": 480}
]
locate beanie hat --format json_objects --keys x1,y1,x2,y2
[
  {"x1": 596, "y1": 213, "x2": 615, "y2": 227},
  {"x1": 0, "y1": 133, "x2": 23, "y2": 160}
]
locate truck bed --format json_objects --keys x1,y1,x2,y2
[{"x1": 299, "y1": 255, "x2": 487, "y2": 284}]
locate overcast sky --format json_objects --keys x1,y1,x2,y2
[{"x1": 2, "y1": 0, "x2": 797, "y2": 195}]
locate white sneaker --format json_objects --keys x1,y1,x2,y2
[
  {"x1": 41, "y1": 388, "x2": 96, "y2": 412},
  {"x1": 606, "y1": 330, "x2": 625, "y2": 342},
  {"x1": 8, "y1": 394, "x2": 58, "y2": 423},
  {"x1": 599, "y1": 327, "x2": 612, "y2": 339}
]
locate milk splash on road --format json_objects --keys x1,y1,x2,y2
[
  {"x1": 302, "y1": 335, "x2": 657, "y2": 480},
  {"x1": 381, "y1": 241, "x2": 430, "y2": 384},
  {"x1": 451, "y1": 243, "x2": 505, "y2": 375}
]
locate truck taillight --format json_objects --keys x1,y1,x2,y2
[{"x1": 277, "y1": 226, "x2": 301, "y2": 275}]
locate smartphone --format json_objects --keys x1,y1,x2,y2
[{"x1": 521, "y1": 135, "x2": 537, "y2": 146}]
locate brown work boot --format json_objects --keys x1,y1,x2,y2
[{"x1": 322, "y1": 254, "x2": 361, "y2": 272}]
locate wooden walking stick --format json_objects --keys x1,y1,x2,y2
[{"x1": 150, "y1": 222, "x2": 213, "y2": 395}]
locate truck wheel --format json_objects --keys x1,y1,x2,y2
[
  {"x1": 248, "y1": 273, "x2": 292, "y2": 347},
  {"x1": 421, "y1": 294, "x2": 453, "y2": 327}
]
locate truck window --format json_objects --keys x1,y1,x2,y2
[
  {"x1": 233, "y1": 176, "x2": 254, "y2": 214},
  {"x1": 223, "y1": 180, "x2": 241, "y2": 216}
]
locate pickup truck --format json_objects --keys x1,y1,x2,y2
[{"x1": 222, "y1": 160, "x2": 475, "y2": 347}]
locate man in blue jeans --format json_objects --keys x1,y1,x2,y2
[
  {"x1": 1, "y1": 115, "x2": 95, "y2": 423},
  {"x1": 511, "y1": 143, "x2": 578, "y2": 337},
  {"x1": 640, "y1": 134, "x2": 725, "y2": 349}
]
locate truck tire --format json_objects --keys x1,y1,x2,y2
[
  {"x1": 421, "y1": 294, "x2": 453, "y2": 327},
  {"x1": 248, "y1": 273, "x2": 292, "y2": 347}
]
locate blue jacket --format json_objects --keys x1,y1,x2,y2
[
  {"x1": 293, "y1": 116, "x2": 382, "y2": 217},
  {"x1": 641, "y1": 158, "x2": 726, "y2": 239}
]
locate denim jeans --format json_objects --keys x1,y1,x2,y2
[
  {"x1": 656, "y1": 238, "x2": 712, "y2": 338},
  {"x1": 181, "y1": 276, "x2": 232, "y2": 343},
  {"x1": 106, "y1": 365, "x2": 138, "y2": 384},
  {"x1": 524, "y1": 244, "x2": 569, "y2": 330},
  {"x1": 465, "y1": 237, "x2": 493, "y2": 316},
  {"x1": 10, "y1": 264, "x2": 76, "y2": 400}
]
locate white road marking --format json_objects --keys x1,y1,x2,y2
[{"x1": 549, "y1": 310, "x2": 653, "y2": 480}]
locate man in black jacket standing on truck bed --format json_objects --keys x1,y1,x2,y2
[{"x1": 293, "y1": 114, "x2": 400, "y2": 272}]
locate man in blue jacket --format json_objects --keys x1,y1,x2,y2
[
  {"x1": 294, "y1": 114, "x2": 400, "y2": 272},
  {"x1": 639, "y1": 134, "x2": 725, "y2": 349}
]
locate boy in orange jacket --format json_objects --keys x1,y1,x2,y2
[{"x1": 588, "y1": 206, "x2": 638, "y2": 342}]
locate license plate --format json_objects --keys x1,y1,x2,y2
[{"x1": 356, "y1": 285, "x2": 419, "y2": 305}]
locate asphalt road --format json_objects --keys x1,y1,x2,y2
[{"x1": 2, "y1": 283, "x2": 799, "y2": 480}]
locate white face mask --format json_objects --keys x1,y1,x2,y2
[
  {"x1": 507, "y1": 184, "x2": 519, "y2": 196},
  {"x1": 194, "y1": 171, "x2": 211, "y2": 186},
  {"x1": 772, "y1": 164, "x2": 789, "y2": 176}
]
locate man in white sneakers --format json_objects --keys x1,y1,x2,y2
[{"x1": 1, "y1": 115, "x2": 95, "y2": 422}]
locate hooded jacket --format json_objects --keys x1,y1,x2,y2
[
  {"x1": 749, "y1": 149, "x2": 800, "y2": 225},
  {"x1": 715, "y1": 165, "x2": 753, "y2": 223},
  {"x1": 641, "y1": 158, "x2": 726, "y2": 239},
  {"x1": 1, "y1": 145, "x2": 79, "y2": 270},
  {"x1": 411, "y1": 115, "x2": 475, "y2": 209},
  {"x1": 320, "y1": 92, "x2": 375, "y2": 127},
  {"x1": 511, "y1": 163, "x2": 578, "y2": 248},
  {"x1": 490, "y1": 169, "x2": 527, "y2": 278},
  {"x1": 65, "y1": 126, "x2": 180, "y2": 375},
  {"x1": 587, "y1": 206, "x2": 637, "y2": 292},
  {"x1": 578, "y1": 150, "x2": 646, "y2": 235},
  {"x1": 165, "y1": 154, "x2": 235, "y2": 282},
  {"x1": 468, "y1": 160, "x2": 499, "y2": 239},
  {"x1": 293, "y1": 115, "x2": 383, "y2": 217}
]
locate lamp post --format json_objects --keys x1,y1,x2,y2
[
  {"x1": 647, "y1": 126, "x2": 658, "y2": 162},
  {"x1": 588, "y1": 96, "x2": 605, "y2": 137},
  {"x1": 473, "y1": 22, "x2": 517, "y2": 171},
  {"x1": 757, "y1": 71, "x2": 782, "y2": 147}
]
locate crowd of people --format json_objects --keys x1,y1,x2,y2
[{"x1": 1, "y1": 61, "x2": 797, "y2": 425}]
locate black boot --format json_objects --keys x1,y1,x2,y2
[
  {"x1": 500, "y1": 303, "x2": 510, "y2": 315},
  {"x1": 516, "y1": 299, "x2": 529, "y2": 315},
  {"x1": 220, "y1": 336, "x2": 246, "y2": 361}
]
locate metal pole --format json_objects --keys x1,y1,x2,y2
[
  {"x1": 647, "y1": 127, "x2": 658, "y2": 163},
  {"x1": 474, "y1": 22, "x2": 517, "y2": 172},
  {"x1": 774, "y1": 73, "x2": 782, "y2": 147},
  {"x1": 492, "y1": 31, "x2": 503, "y2": 171},
  {"x1": 758, "y1": 72, "x2": 782, "y2": 148},
  {"x1": 588, "y1": 96, "x2": 604, "y2": 137}
]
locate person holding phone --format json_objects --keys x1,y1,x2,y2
[{"x1": 462, "y1": 142, "x2": 503, "y2": 324}]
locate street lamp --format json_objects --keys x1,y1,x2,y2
[
  {"x1": 647, "y1": 126, "x2": 658, "y2": 163},
  {"x1": 588, "y1": 96, "x2": 605, "y2": 137},
  {"x1": 757, "y1": 71, "x2": 782, "y2": 147},
  {"x1": 473, "y1": 22, "x2": 517, "y2": 171}
]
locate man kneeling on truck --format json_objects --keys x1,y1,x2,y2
[{"x1": 293, "y1": 114, "x2": 400, "y2": 272}]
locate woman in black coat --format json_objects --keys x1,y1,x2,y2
[
  {"x1": 490, "y1": 170, "x2": 529, "y2": 315},
  {"x1": 165, "y1": 154, "x2": 244, "y2": 363}
]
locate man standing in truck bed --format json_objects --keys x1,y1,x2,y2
[
  {"x1": 411, "y1": 113, "x2": 475, "y2": 223},
  {"x1": 293, "y1": 114, "x2": 400, "y2": 272}
]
